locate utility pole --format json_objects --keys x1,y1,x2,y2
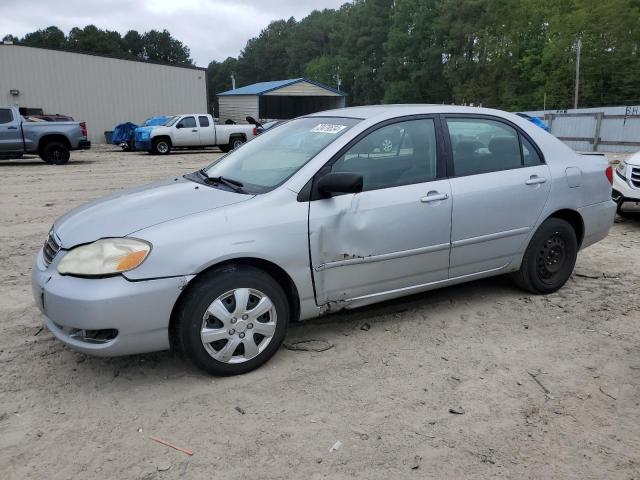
[
  {"x1": 574, "y1": 38, "x2": 581, "y2": 110},
  {"x1": 335, "y1": 66, "x2": 342, "y2": 91},
  {"x1": 231, "y1": 74, "x2": 236, "y2": 90}
]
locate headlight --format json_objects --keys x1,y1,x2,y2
[
  {"x1": 57, "y1": 238, "x2": 151, "y2": 277},
  {"x1": 616, "y1": 160, "x2": 627, "y2": 178}
]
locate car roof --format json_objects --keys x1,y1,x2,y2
[{"x1": 306, "y1": 104, "x2": 516, "y2": 122}]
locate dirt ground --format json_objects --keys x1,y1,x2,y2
[{"x1": 1, "y1": 145, "x2": 639, "y2": 480}]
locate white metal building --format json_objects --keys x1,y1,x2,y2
[
  {"x1": 217, "y1": 78, "x2": 347, "y2": 124},
  {"x1": 0, "y1": 43, "x2": 207, "y2": 143}
]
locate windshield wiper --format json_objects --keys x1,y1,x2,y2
[{"x1": 199, "y1": 170, "x2": 245, "y2": 193}]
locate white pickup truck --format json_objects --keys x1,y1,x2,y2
[{"x1": 134, "y1": 114, "x2": 257, "y2": 155}]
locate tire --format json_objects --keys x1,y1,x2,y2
[
  {"x1": 39, "y1": 141, "x2": 70, "y2": 165},
  {"x1": 219, "y1": 144, "x2": 231, "y2": 153},
  {"x1": 512, "y1": 218, "x2": 578, "y2": 294},
  {"x1": 173, "y1": 265, "x2": 290, "y2": 376},
  {"x1": 230, "y1": 136, "x2": 245, "y2": 150},
  {"x1": 152, "y1": 138, "x2": 171, "y2": 155}
]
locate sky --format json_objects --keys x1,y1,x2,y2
[{"x1": 0, "y1": 0, "x2": 349, "y2": 66}]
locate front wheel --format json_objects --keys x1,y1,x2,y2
[
  {"x1": 173, "y1": 266, "x2": 290, "y2": 375},
  {"x1": 512, "y1": 218, "x2": 578, "y2": 294},
  {"x1": 152, "y1": 138, "x2": 171, "y2": 155}
]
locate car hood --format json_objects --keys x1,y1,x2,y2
[{"x1": 53, "y1": 176, "x2": 252, "y2": 248}]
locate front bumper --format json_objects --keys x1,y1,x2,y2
[
  {"x1": 31, "y1": 249, "x2": 191, "y2": 357},
  {"x1": 77, "y1": 140, "x2": 91, "y2": 150},
  {"x1": 135, "y1": 139, "x2": 152, "y2": 151},
  {"x1": 613, "y1": 171, "x2": 640, "y2": 212}
]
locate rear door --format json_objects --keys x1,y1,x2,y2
[
  {"x1": 444, "y1": 115, "x2": 551, "y2": 278},
  {"x1": 198, "y1": 115, "x2": 215, "y2": 146},
  {"x1": 0, "y1": 108, "x2": 23, "y2": 153},
  {"x1": 173, "y1": 116, "x2": 199, "y2": 146},
  {"x1": 308, "y1": 116, "x2": 452, "y2": 304}
]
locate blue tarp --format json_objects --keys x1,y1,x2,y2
[{"x1": 111, "y1": 122, "x2": 139, "y2": 144}]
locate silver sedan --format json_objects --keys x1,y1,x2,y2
[{"x1": 32, "y1": 105, "x2": 616, "y2": 375}]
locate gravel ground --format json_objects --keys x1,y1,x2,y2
[{"x1": 1, "y1": 146, "x2": 639, "y2": 479}]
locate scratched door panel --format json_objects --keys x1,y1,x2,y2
[{"x1": 309, "y1": 180, "x2": 452, "y2": 304}]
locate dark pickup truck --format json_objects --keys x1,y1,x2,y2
[{"x1": 0, "y1": 106, "x2": 91, "y2": 164}]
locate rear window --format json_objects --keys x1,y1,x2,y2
[{"x1": 199, "y1": 116, "x2": 210, "y2": 127}]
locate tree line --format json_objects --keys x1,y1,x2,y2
[
  {"x1": 3, "y1": 0, "x2": 639, "y2": 111},
  {"x1": 209, "y1": 0, "x2": 640, "y2": 111},
  {"x1": 2, "y1": 25, "x2": 192, "y2": 65}
]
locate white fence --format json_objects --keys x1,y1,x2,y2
[{"x1": 522, "y1": 106, "x2": 640, "y2": 153}]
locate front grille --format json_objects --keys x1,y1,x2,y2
[
  {"x1": 631, "y1": 167, "x2": 640, "y2": 188},
  {"x1": 43, "y1": 231, "x2": 61, "y2": 266}
]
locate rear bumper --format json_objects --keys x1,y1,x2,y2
[
  {"x1": 77, "y1": 140, "x2": 91, "y2": 150},
  {"x1": 578, "y1": 200, "x2": 616, "y2": 250}
]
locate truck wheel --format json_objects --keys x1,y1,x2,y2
[
  {"x1": 152, "y1": 138, "x2": 171, "y2": 155},
  {"x1": 230, "y1": 136, "x2": 245, "y2": 150},
  {"x1": 40, "y1": 141, "x2": 70, "y2": 165},
  {"x1": 219, "y1": 145, "x2": 231, "y2": 153},
  {"x1": 512, "y1": 218, "x2": 577, "y2": 294},
  {"x1": 173, "y1": 265, "x2": 290, "y2": 376}
]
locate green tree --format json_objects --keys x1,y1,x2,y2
[
  {"x1": 22, "y1": 26, "x2": 66, "y2": 49},
  {"x1": 141, "y1": 29, "x2": 192, "y2": 65}
]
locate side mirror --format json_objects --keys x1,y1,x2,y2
[
  {"x1": 317, "y1": 172, "x2": 363, "y2": 196},
  {"x1": 176, "y1": 123, "x2": 183, "y2": 129}
]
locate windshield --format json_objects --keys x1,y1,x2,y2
[
  {"x1": 202, "y1": 117, "x2": 360, "y2": 193},
  {"x1": 164, "y1": 116, "x2": 179, "y2": 126}
]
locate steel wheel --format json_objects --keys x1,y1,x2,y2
[
  {"x1": 200, "y1": 288, "x2": 277, "y2": 364},
  {"x1": 535, "y1": 233, "x2": 566, "y2": 283},
  {"x1": 512, "y1": 218, "x2": 577, "y2": 294},
  {"x1": 231, "y1": 138, "x2": 244, "y2": 149}
]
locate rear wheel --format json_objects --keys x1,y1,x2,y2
[
  {"x1": 173, "y1": 266, "x2": 290, "y2": 376},
  {"x1": 512, "y1": 218, "x2": 578, "y2": 294},
  {"x1": 152, "y1": 138, "x2": 171, "y2": 155},
  {"x1": 230, "y1": 136, "x2": 245, "y2": 150},
  {"x1": 219, "y1": 144, "x2": 231, "y2": 153},
  {"x1": 39, "y1": 141, "x2": 70, "y2": 165}
]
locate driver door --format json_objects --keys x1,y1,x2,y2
[
  {"x1": 308, "y1": 117, "x2": 452, "y2": 304},
  {"x1": 173, "y1": 116, "x2": 199, "y2": 146}
]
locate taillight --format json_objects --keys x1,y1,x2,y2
[
  {"x1": 252, "y1": 127, "x2": 258, "y2": 136},
  {"x1": 605, "y1": 165, "x2": 613, "y2": 184},
  {"x1": 80, "y1": 122, "x2": 87, "y2": 137}
]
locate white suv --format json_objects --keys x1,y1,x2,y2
[{"x1": 612, "y1": 151, "x2": 640, "y2": 217}]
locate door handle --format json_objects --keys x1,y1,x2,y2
[
  {"x1": 191, "y1": 129, "x2": 198, "y2": 132},
  {"x1": 8, "y1": 126, "x2": 17, "y2": 130},
  {"x1": 420, "y1": 191, "x2": 449, "y2": 203},
  {"x1": 525, "y1": 175, "x2": 547, "y2": 185}
]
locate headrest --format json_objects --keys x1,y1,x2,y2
[
  {"x1": 456, "y1": 141, "x2": 477, "y2": 156},
  {"x1": 489, "y1": 137, "x2": 519, "y2": 155}
]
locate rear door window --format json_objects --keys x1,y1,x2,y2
[
  {"x1": 447, "y1": 118, "x2": 522, "y2": 176},
  {"x1": 0, "y1": 108, "x2": 14, "y2": 124},
  {"x1": 198, "y1": 116, "x2": 210, "y2": 127}
]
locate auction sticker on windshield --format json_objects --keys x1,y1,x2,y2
[{"x1": 310, "y1": 124, "x2": 347, "y2": 134}]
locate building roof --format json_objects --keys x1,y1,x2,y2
[
  {"x1": 217, "y1": 78, "x2": 346, "y2": 96},
  {"x1": 0, "y1": 42, "x2": 207, "y2": 71}
]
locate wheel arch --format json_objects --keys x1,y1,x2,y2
[
  {"x1": 38, "y1": 134, "x2": 71, "y2": 153},
  {"x1": 547, "y1": 208, "x2": 585, "y2": 247},
  {"x1": 153, "y1": 135, "x2": 172, "y2": 146},
  {"x1": 168, "y1": 257, "x2": 301, "y2": 347}
]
